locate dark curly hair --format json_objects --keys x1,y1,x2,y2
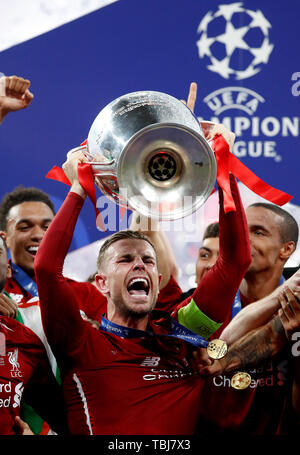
[
  {"x1": 0, "y1": 186, "x2": 56, "y2": 231},
  {"x1": 203, "y1": 222, "x2": 219, "y2": 241}
]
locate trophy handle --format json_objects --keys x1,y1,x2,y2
[
  {"x1": 199, "y1": 120, "x2": 218, "y2": 141},
  {"x1": 66, "y1": 145, "x2": 117, "y2": 178},
  {"x1": 200, "y1": 120, "x2": 235, "y2": 153},
  {"x1": 89, "y1": 161, "x2": 117, "y2": 178}
]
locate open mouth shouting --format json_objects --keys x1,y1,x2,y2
[{"x1": 126, "y1": 277, "x2": 150, "y2": 302}]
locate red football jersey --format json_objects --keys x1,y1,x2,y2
[
  {"x1": 58, "y1": 313, "x2": 204, "y2": 434},
  {"x1": 35, "y1": 181, "x2": 251, "y2": 435},
  {"x1": 5, "y1": 269, "x2": 107, "y2": 320},
  {"x1": 0, "y1": 316, "x2": 67, "y2": 435}
]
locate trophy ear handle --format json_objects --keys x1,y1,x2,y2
[
  {"x1": 200, "y1": 121, "x2": 235, "y2": 152},
  {"x1": 66, "y1": 145, "x2": 89, "y2": 159},
  {"x1": 199, "y1": 121, "x2": 218, "y2": 141}
]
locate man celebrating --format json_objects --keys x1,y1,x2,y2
[
  {"x1": 0, "y1": 186, "x2": 56, "y2": 306},
  {"x1": 0, "y1": 185, "x2": 109, "y2": 321},
  {"x1": 0, "y1": 73, "x2": 108, "y2": 322},
  {"x1": 0, "y1": 75, "x2": 107, "y2": 433},
  {"x1": 34, "y1": 139, "x2": 251, "y2": 434},
  {"x1": 196, "y1": 203, "x2": 299, "y2": 434},
  {"x1": 0, "y1": 236, "x2": 68, "y2": 435},
  {"x1": 0, "y1": 74, "x2": 33, "y2": 124}
]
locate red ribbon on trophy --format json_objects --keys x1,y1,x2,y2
[
  {"x1": 46, "y1": 140, "x2": 124, "y2": 232},
  {"x1": 46, "y1": 134, "x2": 292, "y2": 229},
  {"x1": 211, "y1": 134, "x2": 292, "y2": 213},
  {"x1": 46, "y1": 161, "x2": 106, "y2": 231}
]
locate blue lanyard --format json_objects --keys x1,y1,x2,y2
[
  {"x1": 232, "y1": 290, "x2": 243, "y2": 318},
  {"x1": 100, "y1": 313, "x2": 209, "y2": 349},
  {"x1": 10, "y1": 262, "x2": 39, "y2": 297},
  {"x1": 232, "y1": 275, "x2": 285, "y2": 318}
]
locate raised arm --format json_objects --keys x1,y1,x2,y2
[
  {"x1": 174, "y1": 173, "x2": 251, "y2": 338},
  {"x1": 0, "y1": 75, "x2": 33, "y2": 124},
  {"x1": 277, "y1": 288, "x2": 300, "y2": 418},
  {"x1": 220, "y1": 269, "x2": 300, "y2": 345},
  {"x1": 197, "y1": 288, "x2": 300, "y2": 385},
  {"x1": 197, "y1": 314, "x2": 287, "y2": 377},
  {"x1": 35, "y1": 151, "x2": 88, "y2": 357}
]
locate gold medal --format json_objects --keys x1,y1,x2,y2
[
  {"x1": 230, "y1": 372, "x2": 252, "y2": 390},
  {"x1": 206, "y1": 339, "x2": 228, "y2": 360}
]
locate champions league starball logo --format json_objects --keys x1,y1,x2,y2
[
  {"x1": 196, "y1": 2, "x2": 274, "y2": 80},
  {"x1": 193, "y1": 4, "x2": 299, "y2": 162}
]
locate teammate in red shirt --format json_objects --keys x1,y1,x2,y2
[
  {"x1": 0, "y1": 235, "x2": 68, "y2": 435},
  {"x1": 0, "y1": 185, "x2": 186, "y2": 323},
  {"x1": 35, "y1": 146, "x2": 250, "y2": 435},
  {"x1": 0, "y1": 185, "x2": 107, "y2": 319},
  {"x1": 194, "y1": 203, "x2": 299, "y2": 435},
  {"x1": 0, "y1": 316, "x2": 68, "y2": 435}
]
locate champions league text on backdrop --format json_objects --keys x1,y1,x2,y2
[
  {"x1": 196, "y1": 2, "x2": 299, "y2": 162},
  {"x1": 199, "y1": 86, "x2": 298, "y2": 161}
]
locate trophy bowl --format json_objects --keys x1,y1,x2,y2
[{"x1": 86, "y1": 90, "x2": 217, "y2": 220}]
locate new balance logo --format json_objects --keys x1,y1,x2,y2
[{"x1": 141, "y1": 356, "x2": 160, "y2": 367}]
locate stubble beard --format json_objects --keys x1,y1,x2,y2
[
  {"x1": 114, "y1": 290, "x2": 158, "y2": 320},
  {"x1": 123, "y1": 297, "x2": 157, "y2": 320}
]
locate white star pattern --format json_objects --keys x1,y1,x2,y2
[
  {"x1": 214, "y1": 2, "x2": 244, "y2": 21},
  {"x1": 250, "y1": 37, "x2": 274, "y2": 65},
  {"x1": 196, "y1": 2, "x2": 274, "y2": 80},
  {"x1": 246, "y1": 8, "x2": 272, "y2": 35},
  {"x1": 235, "y1": 65, "x2": 261, "y2": 80},
  {"x1": 207, "y1": 56, "x2": 234, "y2": 79},
  {"x1": 216, "y1": 21, "x2": 249, "y2": 56},
  {"x1": 197, "y1": 10, "x2": 214, "y2": 33},
  {"x1": 196, "y1": 33, "x2": 214, "y2": 58}
]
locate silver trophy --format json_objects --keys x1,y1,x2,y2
[{"x1": 78, "y1": 90, "x2": 217, "y2": 220}]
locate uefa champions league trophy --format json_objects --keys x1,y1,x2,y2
[{"x1": 76, "y1": 90, "x2": 217, "y2": 220}]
